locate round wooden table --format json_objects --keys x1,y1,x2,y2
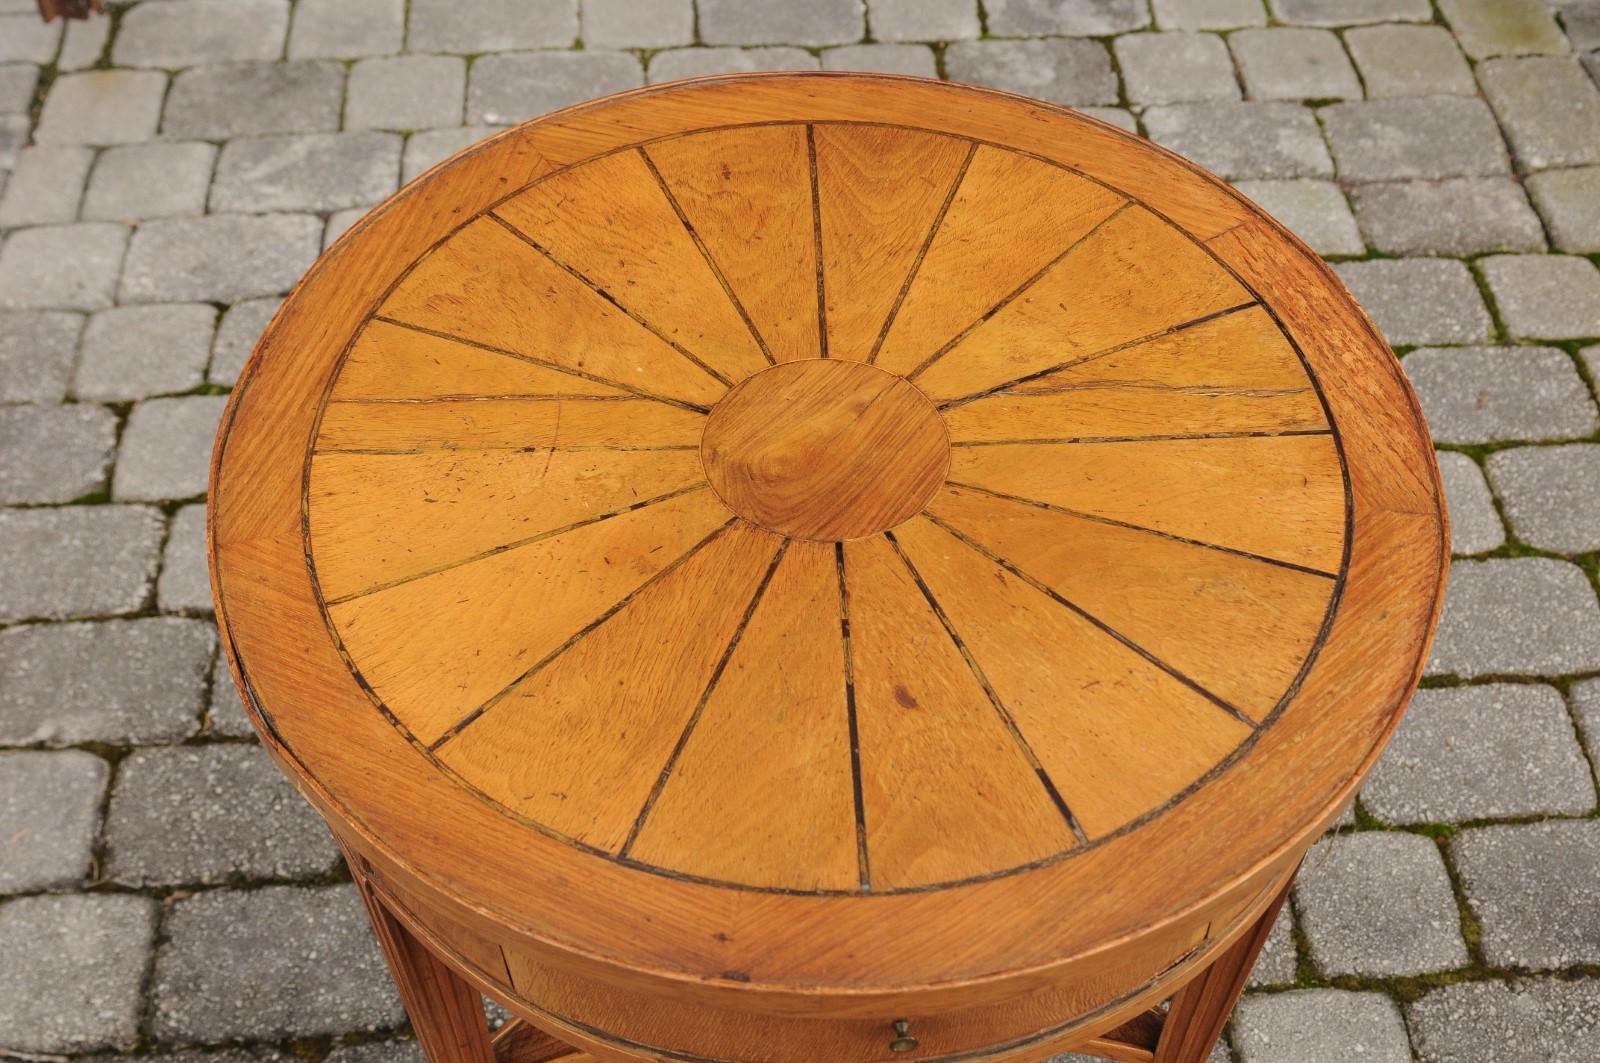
[{"x1": 209, "y1": 73, "x2": 1448, "y2": 1063}]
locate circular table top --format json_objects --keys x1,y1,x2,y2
[{"x1": 210, "y1": 73, "x2": 1448, "y2": 1001}]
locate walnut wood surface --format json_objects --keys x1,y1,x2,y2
[{"x1": 210, "y1": 74, "x2": 1446, "y2": 1048}]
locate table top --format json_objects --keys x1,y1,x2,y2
[{"x1": 210, "y1": 72, "x2": 1447, "y2": 1002}]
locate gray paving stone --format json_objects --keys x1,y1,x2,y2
[
  {"x1": 822, "y1": 44, "x2": 937, "y2": 76},
  {"x1": 1427, "y1": 558, "x2": 1600, "y2": 677},
  {"x1": 210, "y1": 653, "x2": 258, "y2": 738},
  {"x1": 0, "y1": 309, "x2": 81, "y2": 403},
  {"x1": 1584, "y1": 50, "x2": 1600, "y2": 91},
  {"x1": 82, "y1": 140, "x2": 217, "y2": 222},
  {"x1": 211, "y1": 131, "x2": 402, "y2": 213},
  {"x1": 325, "y1": 207, "x2": 368, "y2": 249},
  {"x1": 1295, "y1": 831, "x2": 1466, "y2": 976},
  {"x1": 407, "y1": 0, "x2": 579, "y2": 52},
  {"x1": 1233, "y1": 179, "x2": 1362, "y2": 255},
  {"x1": 1246, "y1": 907, "x2": 1297, "y2": 987},
  {"x1": 403, "y1": 126, "x2": 499, "y2": 183},
  {"x1": 289, "y1": 0, "x2": 404, "y2": 59},
  {"x1": 984, "y1": 0, "x2": 1149, "y2": 34},
  {"x1": 1078, "y1": 107, "x2": 1137, "y2": 132},
  {"x1": 647, "y1": 46, "x2": 819, "y2": 83},
  {"x1": 36, "y1": 69, "x2": 166, "y2": 146},
  {"x1": 1351, "y1": 178, "x2": 1544, "y2": 255},
  {"x1": 1143, "y1": 102, "x2": 1332, "y2": 179},
  {"x1": 1560, "y1": 2, "x2": 1600, "y2": 51},
  {"x1": 468, "y1": 50, "x2": 643, "y2": 126},
  {"x1": 1403, "y1": 346, "x2": 1598, "y2": 444},
  {"x1": 0, "y1": 61, "x2": 38, "y2": 112},
  {"x1": 1235, "y1": 989, "x2": 1412, "y2": 1063},
  {"x1": 120, "y1": 213, "x2": 322, "y2": 304},
  {"x1": 81, "y1": 1051, "x2": 292, "y2": 1063},
  {"x1": 0, "y1": 12, "x2": 61, "y2": 63},
  {"x1": 0, "y1": 507, "x2": 163, "y2": 623},
  {"x1": 1231, "y1": 28, "x2": 1361, "y2": 101},
  {"x1": 114, "y1": 0, "x2": 289, "y2": 68},
  {"x1": 870, "y1": 0, "x2": 980, "y2": 41},
  {"x1": 1489, "y1": 444, "x2": 1600, "y2": 552},
  {"x1": 0, "y1": 750, "x2": 107, "y2": 891},
  {"x1": 1115, "y1": 32, "x2": 1239, "y2": 105},
  {"x1": 1332, "y1": 259, "x2": 1491, "y2": 346},
  {"x1": 699, "y1": 0, "x2": 863, "y2": 45},
  {"x1": 76, "y1": 303, "x2": 216, "y2": 400},
  {"x1": 1365, "y1": 683, "x2": 1592, "y2": 822},
  {"x1": 162, "y1": 60, "x2": 344, "y2": 141},
  {"x1": 107, "y1": 744, "x2": 339, "y2": 886},
  {"x1": 0, "y1": 145, "x2": 92, "y2": 227},
  {"x1": 1321, "y1": 97, "x2": 1510, "y2": 181},
  {"x1": 1408, "y1": 978, "x2": 1600, "y2": 1063},
  {"x1": 584, "y1": 0, "x2": 694, "y2": 48},
  {"x1": 0, "y1": 403, "x2": 116, "y2": 503},
  {"x1": 1482, "y1": 254, "x2": 1600, "y2": 340},
  {"x1": 1152, "y1": 0, "x2": 1264, "y2": 28},
  {"x1": 57, "y1": 12, "x2": 109, "y2": 70},
  {"x1": 152, "y1": 884, "x2": 406, "y2": 1041},
  {"x1": 945, "y1": 39, "x2": 1118, "y2": 107},
  {"x1": 1435, "y1": 451, "x2": 1504, "y2": 554},
  {"x1": 1345, "y1": 25, "x2": 1478, "y2": 98},
  {"x1": 0, "y1": 894, "x2": 157, "y2": 1054},
  {"x1": 1527, "y1": 167, "x2": 1600, "y2": 254},
  {"x1": 1481, "y1": 56, "x2": 1600, "y2": 173},
  {"x1": 114, "y1": 395, "x2": 229, "y2": 501},
  {"x1": 325, "y1": 1042, "x2": 425, "y2": 1063},
  {"x1": 1269, "y1": 0, "x2": 1430, "y2": 24},
  {"x1": 158, "y1": 502, "x2": 210, "y2": 613},
  {"x1": 0, "y1": 615, "x2": 212, "y2": 742},
  {"x1": 1441, "y1": 0, "x2": 1570, "y2": 60},
  {"x1": 1455, "y1": 821, "x2": 1600, "y2": 970},
  {"x1": 0, "y1": 222, "x2": 128, "y2": 312},
  {"x1": 346, "y1": 55, "x2": 466, "y2": 131},
  {"x1": 1573, "y1": 676, "x2": 1600, "y2": 770},
  {"x1": 0, "y1": 111, "x2": 27, "y2": 169},
  {"x1": 210, "y1": 296, "x2": 283, "y2": 385}
]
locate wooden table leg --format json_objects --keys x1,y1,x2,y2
[
  {"x1": 350, "y1": 865, "x2": 497, "y2": 1063},
  {"x1": 1153, "y1": 868, "x2": 1297, "y2": 1063}
]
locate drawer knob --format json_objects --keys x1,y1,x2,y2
[{"x1": 889, "y1": 1019, "x2": 919, "y2": 1053}]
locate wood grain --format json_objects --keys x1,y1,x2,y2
[
  {"x1": 873, "y1": 146, "x2": 1125, "y2": 377},
  {"x1": 627, "y1": 540, "x2": 861, "y2": 891},
  {"x1": 811, "y1": 124, "x2": 970, "y2": 362},
  {"x1": 645, "y1": 125, "x2": 820, "y2": 363},
  {"x1": 494, "y1": 149, "x2": 771, "y2": 384},
  {"x1": 380, "y1": 217, "x2": 726, "y2": 409},
  {"x1": 701, "y1": 359, "x2": 947, "y2": 540}
]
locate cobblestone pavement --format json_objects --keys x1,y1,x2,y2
[{"x1": 2, "y1": 1, "x2": 1598, "y2": 1061}]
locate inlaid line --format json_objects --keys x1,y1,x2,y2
[
  {"x1": 903, "y1": 201, "x2": 1134, "y2": 383},
  {"x1": 866, "y1": 140, "x2": 978, "y2": 365},
  {"x1": 944, "y1": 480, "x2": 1339, "y2": 580},
  {"x1": 951, "y1": 428, "x2": 1335, "y2": 447},
  {"x1": 806, "y1": 125, "x2": 829, "y2": 359},
  {"x1": 618, "y1": 538, "x2": 792, "y2": 857},
  {"x1": 430, "y1": 516, "x2": 740, "y2": 750},
  {"x1": 885, "y1": 531, "x2": 1090, "y2": 845},
  {"x1": 637, "y1": 146, "x2": 778, "y2": 367},
  {"x1": 936, "y1": 301, "x2": 1260, "y2": 411},
  {"x1": 324, "y1": 482, "x2": 710, "y2": 607},
  {"x1": 834, "y1": 541, "x2": 872, "y2": 892},
  {"x1": 923, "y1": 511, "x2": 1260, "y2": 730},
  {"x1": 372, "y1": 315, "x2": 712, "y2": 414},
  {"x1": 484, "y1": 212, "x2": 737, "y2": 390}
]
